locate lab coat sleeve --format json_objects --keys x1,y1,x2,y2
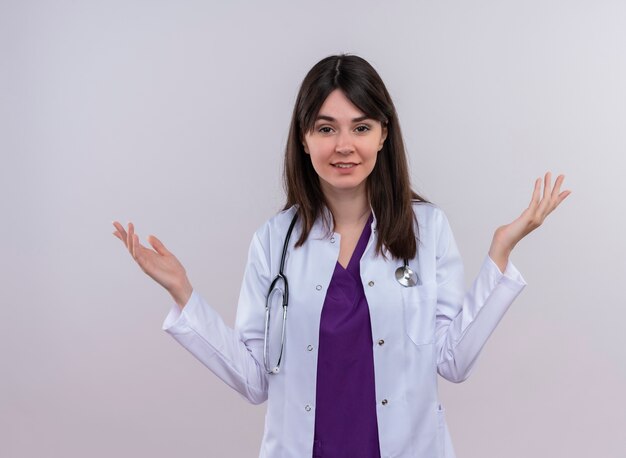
[
  {"x1": 161, "y1": 231, "x2": 270, "y2": 404},
  {"x1": 433, "y1": 208, "x2": 527, "y2": 383}
]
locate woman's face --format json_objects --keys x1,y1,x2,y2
[{"x1": 302, "y1": 89, "x2": 387, "y2": 198}]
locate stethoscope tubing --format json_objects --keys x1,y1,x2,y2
[{"x1": 263, "y1": 213, "x2": 298, "y2": 374}]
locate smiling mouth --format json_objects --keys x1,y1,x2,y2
[{"x1": 332, "y1": 163, "x2": 357, "y2": 168}]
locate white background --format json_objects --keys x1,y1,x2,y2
[{"x1": 1, "y1": 0, "x2": 625, "y2": 456}]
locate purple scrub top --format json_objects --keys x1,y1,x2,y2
[{"x1": 312, "y1": 214, "x2": 381, "y2": 458}]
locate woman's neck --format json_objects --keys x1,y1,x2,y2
[{"x1": 323, "y1": 186, "x2": 371, "y2": 233}]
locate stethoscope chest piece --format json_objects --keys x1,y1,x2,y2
[{"x1": 395, "y1": 261, "x2": 419, "y2": 287}]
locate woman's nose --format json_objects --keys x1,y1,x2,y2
[{"x1": 335, "y1": 130, "x2": 355, "y2": 155}]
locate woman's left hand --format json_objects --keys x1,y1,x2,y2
[{"x1": 488, "y1": 171, "x2": 572, "y2": 272}]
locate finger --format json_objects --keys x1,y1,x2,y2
[
  {"x1": 128, "y1": 222, "x2": 135, "y2": 258},
  {"x1": 551, "y1": 174, "x2": 565, "y2": 200},
  {"x1": 133, "y1": 233, "x2": 143, "y2": 262},
  {"x1": 112, "y1": 220, "x2": 126, "y2": 235},
  {"x1": 542, "y1": 171, "x2": 553, "y2": 199},
  {"x1": 529, "y1": 178, "x2": 541, "y2": 206},
  {"x1": 112, "y1": 221, "x2": 128, "y2": 248},
  {"x1": 148, "y1": 235, "x2": 170, "y2": 256},
  {"x1": 538, "y1": 171, "x2": 553, "y2": 213},
  {"x1": 544, "y1": 187, "x2": 572, "y2": 218},
  {"x1": 556, "y1": 189, "x2": 572, "y2": 205},
  {"x1": 528, "y1": 178, "x2": 542, "y2": 208}
]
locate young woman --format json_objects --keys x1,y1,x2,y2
[{"x1": 113, "y1": 54, "x2": 570, "y2": 458}]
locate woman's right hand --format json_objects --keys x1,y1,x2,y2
[{"x1": 112, "y1": 221, "x2": 193, "y2": 308}]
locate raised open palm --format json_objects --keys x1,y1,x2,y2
[
  {"x1": 112, "y1": 221, "x2": 192, "y2": 305},
  {"x1": 493, "y1": 172, "x2": 571, "y2": 252}
]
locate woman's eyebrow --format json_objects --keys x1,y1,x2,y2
[{"x1": 315, "y1": 115, "x2": 371, "y2": 122}]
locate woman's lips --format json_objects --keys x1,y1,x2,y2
[
  {"x1": 332, "y1": 163, "x2": 357, "y2": 168},
  {"x1": 332, "y1": 162, "x2": 358, "y2": 174}
]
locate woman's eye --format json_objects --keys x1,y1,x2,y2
[
  {"x1": 318, "y1": 126, "x2": 333, "y2": 134},
  {"x1": 355, "y1": 125, "x2": 371, "y2": 133}
]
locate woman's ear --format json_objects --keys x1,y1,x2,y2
[
  {"x1": 379, "y1": 124, "x2": 388, "y2": 151},
  {"x1": 302, "y1": 139, "x2": 310, "y2": 154}
]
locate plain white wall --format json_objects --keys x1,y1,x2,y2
[{"x1": 1, "y1": 0, "x2": 625, "y2": 457}]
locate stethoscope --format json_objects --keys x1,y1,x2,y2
[{"x1": 263, "y1": 212, "x2": 420, "y2": 375}]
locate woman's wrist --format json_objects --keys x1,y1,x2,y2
[
  {"x1": 170, "y1": 278, "x2": 193, "y2": 309},
  {"x1": 488, "y1": 233, "x2": 514, "y2": 274}
]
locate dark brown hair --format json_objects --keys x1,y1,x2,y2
[{"x1": 282, "y1": 54, "x2": 428, "y2": 260}]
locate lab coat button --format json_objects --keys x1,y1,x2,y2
[
  {"x1": 378, "y1": 339, "x2": 385, "y2": 346},
  {"x1": 330, "y1": 236, "x2": 336, "y2": 243},
  {"x1": 305, "y1": 404, "x2": 312, "y2": 412},
  {"x1": 381, "y1": 399, "x2": 388, "y2": 406},
  {"x1": 368, "y1": 281, "x2": 375, "y2": 287},
  {"x1": 307, "y1": 345, "x2": 314, "y2": 351},
  {"x1": 316, "y1": 285, "x2": 322, "y2": 291}
]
